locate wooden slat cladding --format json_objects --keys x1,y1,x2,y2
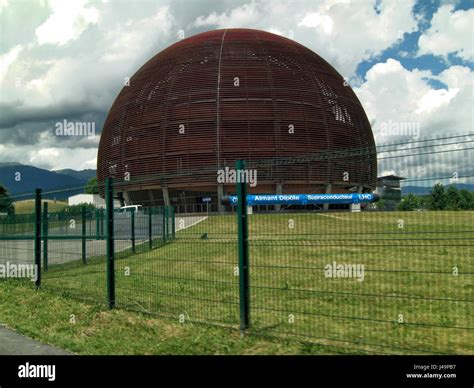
[{"x1": 98, "y1": 28, "x2": 377, "y2": 194}]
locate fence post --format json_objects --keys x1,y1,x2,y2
[
  {"x1": 162, "y1": 206, "x2": 167, "y2": 244},
  {"x1": 34, "y1": 189, "x2": 42, "y2": 289},
  {"x1": 42, "y1": 202, "x2": 48, "y2": 272},
  {"x1": 148, "y1": 208, "x2": 152, "y2": 250},
  {"x1": 100, "y1": 208, "x2": 104, "y2": 239},
  {"x1": 171, "y1": 206, "x2": 175, "y2": 239},
  {"x1": 105, "y1": 178, "x2": 115, "y2": 309},
  {"x1": 82, "y1": 206, "x2": 86, "y2": 264},
  {"x1": 236, "y1": 159, "x2": 250, "y2": 331},
  {"x1": 95, "y1": 209, "x2": 100, "y2": 240},
  {"x1": 166, "y1": 206, "x2": 169, "y2": 240},
  {"x1": 131, "y1": 208, "x2": 135, "y2": 253}
]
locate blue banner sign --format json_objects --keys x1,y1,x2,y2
[{"x1": 227, "y1": 193, "x2": 378, "y2": 206}]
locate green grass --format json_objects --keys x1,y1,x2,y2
[
  {"x1": 14, "y1": 199, "x2": 67, "y2": 214},
  {"x1": 0, "y1": 280, "x2": 329, "y2": 355},
  {"x1": 2, "y1": 210, "x2": 474, "y2": 354}
]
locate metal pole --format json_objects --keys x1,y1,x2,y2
[
  {"x1": 95, "y1": 209, "x2": 99, "y2": 240},
  {"x1": 82, "y1": 206, "x2": 86, "y2": 264},
  {"x1": 162, "y1": 206, "x2": 167, "y2": 243},
  {"x1": 148, "y1": 208, "x2": 152, "y2": 250},
  {"x1": 34, "y1": 189, "x2": 42, "y2": 289},
  {"x1": 171, "y1": 206, "x2": 175, "y2": 239},
  {"x1": 105, "y1": 178, "x2": 115, "y2": 309},
  {"x1": 131, "y1": 208, "x2": 135, "y2": 253},
  {"x1": 100, "y1": 208, "x2": 104, "y2": 239},
  {"x1": 166, "y1": 206, "x2": 169, "y2": 240},
  {"x1": 42, "y1": 202, "x2": 48, "y2": 272},
  {"x1": 236, "y1": 160, "x2": 250, "y2": 331}
]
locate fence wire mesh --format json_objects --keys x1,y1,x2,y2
[
  {"x1": 40, "y1": 208, "x2": 107, "y2": 304},
  {"x1": 0, "y1": 134, "x2": 473, "y2": 354},
  {"x1": 113, "y1": 198, "x2": 239, "y2": 326},
  {"x1": 241, "y1": 134, "x2": 474, "y2": 354}
]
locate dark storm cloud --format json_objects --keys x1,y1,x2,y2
[
  {"x1": 0, "y1": 103, "x2": 106, "y2": 149},
  {"x1": 0, "y1": 100, "x2": 105, "y2": 130}
]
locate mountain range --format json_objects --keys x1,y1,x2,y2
[{"x1": 0, "y1": 162, "x2": 96, "y2": 200}]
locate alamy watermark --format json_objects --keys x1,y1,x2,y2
[
  {"x1": 18, "y1": 362, "x2": 55, "y2": 382},
  {"x1": 324, "y1": 261, "x2": 365, "y2": 282},
  {"x1": 0, "y1": 262, "x2": 38, "y2": 282},
  {"x1": 380, "y1": 120, "x2": 420, "y2": 140},
  {"x1": 217, "y1": 167, "x2": 257, "y2": 187},
  {"x1": 54, "y1": 119, "x2": 96, "y2": 139}
]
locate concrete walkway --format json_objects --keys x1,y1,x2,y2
[{"x1": 0, "y1": 325, "x2": 71, "y2": 355}]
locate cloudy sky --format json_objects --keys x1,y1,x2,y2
[{"x1": 0, "y1": 0, "x2": 472, "y2": 173}]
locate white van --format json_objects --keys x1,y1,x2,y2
[{"x1": 117, "y1": 205, "x2": 142, "y2": 213}]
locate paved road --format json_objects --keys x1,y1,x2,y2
[
  {"x1": 46, "y1": 211, "x2": 167, "y2": 239},
  {"x1": 0, "y1": 215, "x2": 207, "y2": 265},
  {"x1": 0, "y1": 325, "x2": 71, "y2": 355}
]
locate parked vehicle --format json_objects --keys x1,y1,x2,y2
[{"x1": 115, "y1": 205, "x2": 142, "y2": 213}]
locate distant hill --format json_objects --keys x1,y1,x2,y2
[
  {"x1": 402, "y1": 184, "x2": 474, "y2": 196},
  {"x1": 0, "y1": 161, "x2": 23, "y2": 167},
  {"x1": 0, "y1": 164, "x2": 96, "y2": 200},
  {"x1": 54, "y1": 168, "x2": 96, "y2": 181}
]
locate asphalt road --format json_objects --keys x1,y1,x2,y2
[
  {"x1": 0, "y1": 325, "x2": 71, "y2": 355},
  {"x1": 0, "y1": 215, "x2": 207, "y2": 265}
]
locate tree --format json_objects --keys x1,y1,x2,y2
[
  {"x1": 418, "y1": 195, "x2": 430, "y2": 210},
  {"x1": 84, "y1": 176, "x2": 99, "y2": 194},
  {"x1": 445, "y1": 185, "x2": 462, "y2": 210},
  {"x1": 0, "y1": 183, "x2": 14, "y2": 215},
  {"x1": 429, "y1": 183, "x2": 447, "y2": 210},
  {"x1": 376, "y1": 198, "x2": 386, "y2": 211},
  {"x1": 459, "y1": 189, "x2": 474, "y2": 210},
  {"x1": 398, "y1": 193, "x2": 420, "y2": 211}
]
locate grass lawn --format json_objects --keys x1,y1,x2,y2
[
  {"x1": 14, "y1": 199, "x2": 67, "y2": 214},
  {"x1": 0, "y1": 280, "x2": 328, "y2": 355},
  {"x1": 1, "y1": 210, "x2": 473, "y2": 354}
]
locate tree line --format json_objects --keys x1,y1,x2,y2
[{"x1": 398, "y1": 183, "x2": 474, "y2": 211}]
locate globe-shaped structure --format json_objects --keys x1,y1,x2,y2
[{"x1": 98, "y1": 28, "x2": 376, "y2": 209}]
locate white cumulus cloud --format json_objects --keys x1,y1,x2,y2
[
  {"x1": 418, "y1": 5, "x2": 474, "y2": 62},
  {"x1": 35, "y1": 0, "x2": 100, "y2": 46},
  {"x1": 355, "y1": 59, "x2": 473, "y2": 142},
  {"x1": 354, "y1": 59, "x2": 474, "y2": 178},
  {"x1": 192, "y1": 0, "x2": 419, "y2": 77},
  {"x1": 193, "y1": 1, "x2": 260, "y2": 28}
]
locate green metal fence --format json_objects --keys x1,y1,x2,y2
[
  {"x1": 245, "y1": 209, "x2": 474, "y2": 354},
  {"x1": 1, "y1": 136, "x2": 473, "y2": 354}
]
